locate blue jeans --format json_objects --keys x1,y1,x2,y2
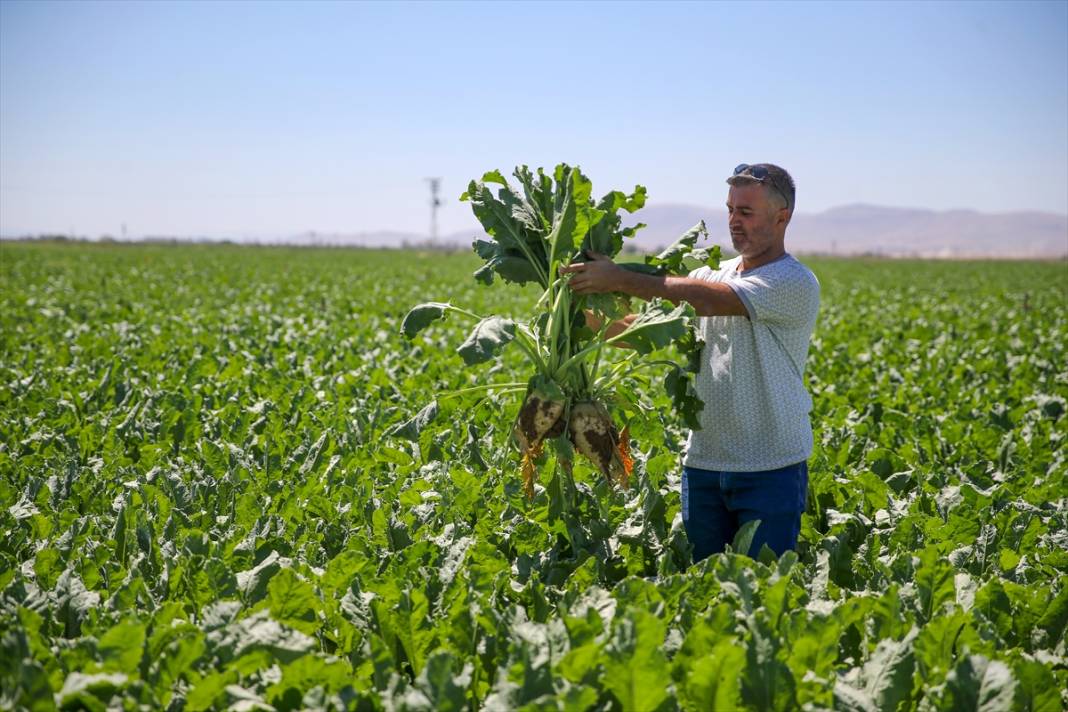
[{"x1": 681, "y1": 462, "x2": 808, "y2": 562}]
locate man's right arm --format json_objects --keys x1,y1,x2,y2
[
  {"x1": 563, "y1": 255, "x2": 748, "y2": 318},
  {"x1": 614, "y1": 272, "x2": 748, "y2": 318}
]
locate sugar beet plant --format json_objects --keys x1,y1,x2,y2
[{"x1": 402, "y1": 164, "x2": 719, "y2": 498}]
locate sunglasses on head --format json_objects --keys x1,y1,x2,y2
[{"x1": 733, "y1": 163, "x2": 769, "y2": 180}]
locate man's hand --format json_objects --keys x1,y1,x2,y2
[{"x1": 559, "y1": 251, "x2": 628, "y2": 294}]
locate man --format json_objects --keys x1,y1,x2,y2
[{"x1": 561, "y1": 163, "x2": 819, "y2": 561}]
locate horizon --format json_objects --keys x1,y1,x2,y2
[
  {"x1": 3, "y1": 198, "x2": 1065, "y2": 244},
  {"x1": 5, "y1": 232, "x2": 1066, "y2": 263},
  {"x1": 2, "y1": 0, "x2": 1067, "y2": 239}
]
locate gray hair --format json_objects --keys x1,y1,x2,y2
[{"x1": 726, "y1": 163, "x2": 796, "y2": 214}]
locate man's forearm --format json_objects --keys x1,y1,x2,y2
[{"x1": 618, "y1": 272, "x2": 748, "y2": 318}]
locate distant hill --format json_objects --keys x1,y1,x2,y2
[
  {"x1": 291, "y1": 202, "x2": 1066, "y2": 259},
  {"x1": 788, "y1": 204, "x2": 1067, "y2": 258},
  {"x1": 618, "y1": 203, "x2": 1068, "y2": 259}
]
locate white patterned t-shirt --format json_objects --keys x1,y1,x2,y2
[{"x1": 683, "y1": 253, "x2": 820, "y2": 471}]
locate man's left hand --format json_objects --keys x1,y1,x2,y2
[{"x1": 560, "y1": 251, "x2": 627, "y2": 294}]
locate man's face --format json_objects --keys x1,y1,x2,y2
[{"x1": 726, "y1": 183, "x2": 785, "y2": 257}]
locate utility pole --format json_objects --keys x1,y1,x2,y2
[{"x1": 425, "y1": 177, "x2": 441, "y2": 242}]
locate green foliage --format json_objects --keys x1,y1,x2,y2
[
  {"x1": 0, "y1": 242, "x2": 1065, "y2": 710},
  {"x1": 425, "y1": 165, "x2": 711, "y2": 490}
]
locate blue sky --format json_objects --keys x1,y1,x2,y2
[{"x1": 1, "y1": 0, "x2": 1066, "y2": 238}]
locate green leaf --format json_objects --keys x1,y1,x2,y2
[
  {"x1": 33, "y1": 547, "x2": 62, "y2": 590},
  {"x1": 97, "y1": 619, "x2": 146, "y2": 674},
  {"x1": 558, "y1": 640, "x2": 600, "y2": 683},
  {"x1": 54, "y1": 568, "x2": 101, "y2": 637},
  {"x1": 150, "y1": 625, "x2": 206, "y2": 694},
  {"x1": 558, "y1": 684, "x2": 599, "y2": 712},
  {"x1": 265, "y1": 653, "x2": 352, "y2": 708},
  {"x1": 859, "y1": 628, "x2": 917, "y2": 712},
  {"x1": 940, "y1": 655, "x2": 1016, "y2": 712},
  {"x1": 266, "y1": 655, "x2": 353, "y2": 707},
  {"x1": 186, "y1": 669, "x2": 236, "y2": 712},
  {"x1": 546, "y1": 169, "x2": 580, "y2": 267},
  {"x1": 213, "y1": 610, "x2": 317, "y2": 665},
  {"x1": 665, "y1": 364, "x2": 704, "y2": 431},
  {"x1": 472, "y1": 239, "x2": 542, "y2": 286},
  {"x1": 692, "y1": 243, "x2": 722, "y2": 270},
  {"x1": 236, "y1": 550, "x2": 286, "y2": 604},
  {"x1": 371, "y1": 588, "x2": 432, "y2": 675},
  {"x1": 602, "y1": 609, "x2": 670, "y2": 711},
  {"x1": 390, "y1": 400, "x2": 439, "y2": 442},
  {"x1": 680, "y1": 640, "x2": 744, "y2": 711},
  {"x1": 584, "y1": 185, "x2": 646, "y2": 257},
  {"x1": 614, "y1": 299, "x2": 693, "y2": 355},
  {"x1": 731, "y1": 519, "x2": 762, "y2": 557},
  {"x1": 414, "y1": 650, "x2": 471, "y2": 712},
  {"x1": 914, "y1": 549, "x2": 956, "y2": 623},
  {"x1": 1008, "y1": 653, "x2": 1062, "y2": 712},
  {"x1": 54, "y1": 672, "x2": 128, "y2": 709},
  {"x1": 465, "y1": 180, "x2": 548, "y2": 287},
  {"x1": 617, "y1": 221, "x2": 717, "y2": 277},
  {"x1": 741, "y1": 616, "x2": 797, "y2": 712},
  {"x1": 266, "y1": 568, "x2": 320, "y2": 635},
  {"x1": 401, "y1": 302, "x2": 450, "y2": 338},
  {"x1": 914, "y1": 611, "x2": 982, "y2": 680},
  {"x1": 833, "y1": 682, "x2": 878, "y2": 712},
  {"x1": 644, "y1": 221, "x2": 709, "y2": 275},
  {"x1": 1034, "y1": 580, "x2": 1068, "y2": 647},
  {"x1": 456, "y1": 316, "x2": 516, "y2": 365}
]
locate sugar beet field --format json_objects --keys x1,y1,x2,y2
[{"x1": 1, "y1": 241, "x2": 1066, "y2": 711}]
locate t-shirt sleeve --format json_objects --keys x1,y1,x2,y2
[{"x1": 727, "y1": 264, "x2": 820, "y2": 327}]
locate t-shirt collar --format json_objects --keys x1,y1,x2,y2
[{"x1": 732, "y1": 252, "x2": 791, "y2": 273}]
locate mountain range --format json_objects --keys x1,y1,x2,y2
[
  {"x1": 280, "y1": 203, "x2": 1066, "y2": 259},
  {"x1": 624, "y1": 203, "x2": 1068, "y2": 259}
]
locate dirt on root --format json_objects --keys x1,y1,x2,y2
[
  {"x1": 517, "y1": 392, "x2": 565, "y2": 446},
  {"x1": 568, "y1": 401, "x2": 623, "y2": 481},
  {"x1": 580, "y1": 426, "x2": 618, "y2": 475}
]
